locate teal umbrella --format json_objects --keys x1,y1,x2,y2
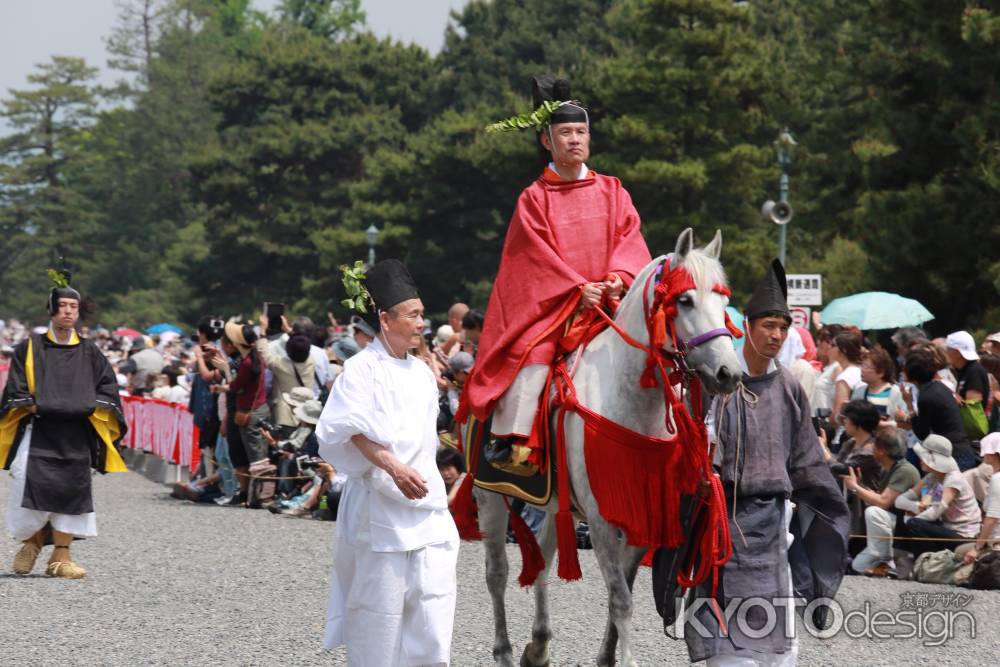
[
  {"x1": 726, "y1": 306, "x2": 745, "y2": 349},
  {"x1": 820, "y1": 292, "x2": 933, "y2": 330}
]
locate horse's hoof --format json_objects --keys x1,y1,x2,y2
[{"x1": 520, "y1": 643, "x2": 550, "y2": 667}]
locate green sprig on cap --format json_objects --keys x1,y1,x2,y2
[
  {"x1": 340, "y1": 260, "x2": 374, "y2": 313},
  {"x1": 485, "y1": 99, "x2": 564, "y2": 133},
  {"x1": 47, "y1": 268, "x2": 70, "y2": 288}
]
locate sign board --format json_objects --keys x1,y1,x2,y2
[
  {"x1": 790, "y1": 306, "x2": 811, "y2": 330},
  {"x1": 786, "y1": 274, "x2": 822, "y2": 306}
]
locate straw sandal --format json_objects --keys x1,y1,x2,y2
[
  {"x1": 11, "y1": 542, "x2": 41, "y2": 575},
  {"x1": 45, "y1": 561, "x2": 87, "y2": 579}
]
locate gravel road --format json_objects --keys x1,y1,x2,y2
[{"x1": 2, "y1": 470, "x2": 998, "y2": 666}]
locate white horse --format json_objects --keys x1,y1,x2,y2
[{"x1": 475, "y1": 228, "x2": 743, "y2": 667}]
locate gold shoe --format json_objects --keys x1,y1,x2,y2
[
  {"x1": 11, "y1": 542, "x2": 41, "y2": 575},
  {"x1": 45, "y1": 561, "x2": 87, "y2": 579}
]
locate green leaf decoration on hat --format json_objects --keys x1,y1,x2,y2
[
  {"x1": 485, "y1": 99, "x2": 563, "y2": 133},
  {"x1": 47, "y1": 268, "x2": 70, "y2": 288},
  {"x1": 339, "y1": 260, "x2": 374, "y2": 313}
]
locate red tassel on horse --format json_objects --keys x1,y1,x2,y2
[
  {"x1": 505, "y1": 497, "x2": 546, "y2": 587},
  {"x1": 555, "y1": 510, "x2": 582, "y2": 581},
  {"x1": 451, "y1": 471, "x2": 482, "y2": 540}
]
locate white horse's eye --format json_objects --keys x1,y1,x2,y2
[{"x1": 677, "y1": 295, "x2": 694, "y2": 308}]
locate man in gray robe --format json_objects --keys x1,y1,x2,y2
[{"x1": 654, "y1": 259, "x2": 849, "y2": 665}]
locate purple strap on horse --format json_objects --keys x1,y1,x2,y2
[{"x1": 680, "y1": 327, "x2": 733, "y2": 351}]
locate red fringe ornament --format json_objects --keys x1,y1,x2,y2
[
  {"x1": 504, "y1": 497, "x2": 546, "y2": 587},
  {"x1": 451, "y1": 471, "x2": 482, "y2": 540},
  {"x1": 555, "y1": 509, "x2": 582, "y2": 580}
]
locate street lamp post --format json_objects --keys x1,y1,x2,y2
[
  {"x1": 366, "y1": 224, "x2": 379, "y2": 268},
  {"x1": 774, "y1": 128, "x2": 796, "y2": 265}
]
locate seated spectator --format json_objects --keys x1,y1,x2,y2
[
  {"x1": 837, "y1": 400, "x2": 883, "y2": 490},
  {"x1": 961, "y1": 432, "x2": 1000, "y2": 564},
  {"x1": 828, "y1": 328, "x2": 865, "y2": 433},
  {"x1": 258, "y1": 312, "x2": 315, "y2": 427},
  {"x1": 925, "y1": 339, "x2": 958, "y2": 391},
  {"x1": 267, "y1": 399, "x2": 341, "y2": 517},
  {"x1": 813, "y1": 324, "x2": 845, "y2": 419},
  {"x1": 787, "y1": 327, "x2": 819, "y2": 404},
  {"x1": 983, "y1": 332, "x2": 1000, "y2": 357},
  {"x1": 946, "y1": 330, "x2": 990, "y2": 440},
  {"x1": 438, "y1": 352, "x2": 474, "y2": 434},
  {"x1": 895, "y1": 434, "x2": 981, "y2": 556},
  {"x1": 170, "y1": 472, "x2": 224, "y2": 504},
  {"x1": 898, "y1": 347, "x2": 978, "y2": 470},
  {"x1": 330, "y1": 334, "x2": 359, "y2": 364},
  {"x1": 461, "y1": 308, "x2": 484, "y2": 354},
  {"x1": 843, "y1": 428, "x2": 921, "y2": 578},
  {"x1": 349, "y1": 314, "x2": 375, "y2": 349},
  {"x1": 440, "y1": 303, "x2": 470, "y2": 356},
  {"x1": 436, "y1": 447, "x2": 466, "y2": 508},
  {"x1": 130, "y1": 336, "x2": 165, "y2": 396},
  {"x1": 852, "y1": 347, "x2": 906, "y2": 420}
]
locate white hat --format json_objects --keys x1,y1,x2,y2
[
  {"x1": 914, "y1": 434, "x2": 959, "y2": 474},
  {"x1": 435, "y1": 324, "x2": 454, "y2": 346},
  {"x1": 985, "y1": 332, "x2": 1000, "y2": 345},
  {"x1": 980, "y1": 432, "x2": 1000, "y2": 457},
  {"x1": 282, "y1": 386, "x2": 314, "y2": 407},
  {"x1": 293, "y1": 399, "x2": 323, "y2": 425},
  {"x1": 945, "y1": 331, "x2": 979, "y2": 361}
]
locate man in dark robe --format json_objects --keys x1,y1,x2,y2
[
  {"x1": 0, "y1": 276, "x2": 127, "y2": 579},
  {"x1": 463, "y1": 76, "x2": 651, "y2": 461},
  {"x1": 653, "y1": 259, "x2": 849, "y2": 665}
]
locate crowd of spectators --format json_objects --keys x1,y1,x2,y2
[
  {"x1": 0, "y1": 306, "x2": 487, "y2": 522},
  {"x1": 781, "y1": 322, "x2": 1000, "y2": 583}
]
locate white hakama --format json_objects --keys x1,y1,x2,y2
[
  {"x1": 490, "y1": 363, "x2": 548, "y2": 438},
  {"x1": 5, "y1": 423, "x2": 97, "y2": 540},
  {"x1": 317, "y1": 338, "x2": 459, "y2": 667}
]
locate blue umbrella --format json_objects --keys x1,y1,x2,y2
[
  {"x1": 820, "y1": 292, "x2": 933, "y2": 330},
  {"x1": 145, "y1": 322, "x2": 184, "y2": 335}
]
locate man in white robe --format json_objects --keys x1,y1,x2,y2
[{"x1": 317, "y1": 259, "x2": 459, "y2": 667}]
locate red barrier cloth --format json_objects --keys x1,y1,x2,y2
[{"x1": 120, "y1": 395, "x2": 200, "y2": 469}]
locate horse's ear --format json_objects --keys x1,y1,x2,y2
[
  {"x1": 674, "y1": 228, "x2": 694, "y2": 263},
  {"x1": 703, "y1": 229, "x2": 723, "y2": 260}
]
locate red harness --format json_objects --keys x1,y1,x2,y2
[{"x1": 453, "y1": 258, "x2": 739, "y2": 609}]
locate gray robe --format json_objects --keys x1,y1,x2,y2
[{"x1": 654, "y1": 366, "x2": 849, "y2": 662}]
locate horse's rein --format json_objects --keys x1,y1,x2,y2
[{"x1": 588, "y1": 257, "x2": 741, "y2": 382}]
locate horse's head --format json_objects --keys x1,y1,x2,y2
[
  {"x1": 664, "y1": 228, "x2": 742, "y2": 394},
  {"x1": 616, "y1": 229, "x2": 742, "y2": 395}
]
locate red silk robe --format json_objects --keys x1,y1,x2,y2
[{"x1": 465, "y1": 169, "x2": 652, "y2": 422}]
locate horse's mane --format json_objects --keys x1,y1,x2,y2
[
  {"x1": 630, "y1": 248, "x2": 728, "y2": 297},
  {"x1": 676, "y1": 248, "x2": 728, "y2": 295}
]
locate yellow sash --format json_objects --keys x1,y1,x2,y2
[{"x1": 0, "y1": 337, "x2": 127, "y2": 472}]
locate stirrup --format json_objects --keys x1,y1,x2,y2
[{"x1": 485, "y1": 437, "x2": 539, "y2": 477}]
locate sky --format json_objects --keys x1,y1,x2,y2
[{"x1": 0, "y1": 0, "x2": 468, "y2": 131}]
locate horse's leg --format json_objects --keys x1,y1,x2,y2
[
  {"x1": 586, "y1": 513, "x2": 642, "y2": 667},
  {"x1": 521, "y1": 502, "x2": 558, "y2": 667},
  {"x1": 595, "y1": 541, "x2": 647, "y2": 667},
  {"x1": 477, "y1": 489, "x2": 517, "y2": 667}
]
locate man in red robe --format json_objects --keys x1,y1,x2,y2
[{"x1": 465, "y1": 76, "x2": 652, "y2": 462}]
